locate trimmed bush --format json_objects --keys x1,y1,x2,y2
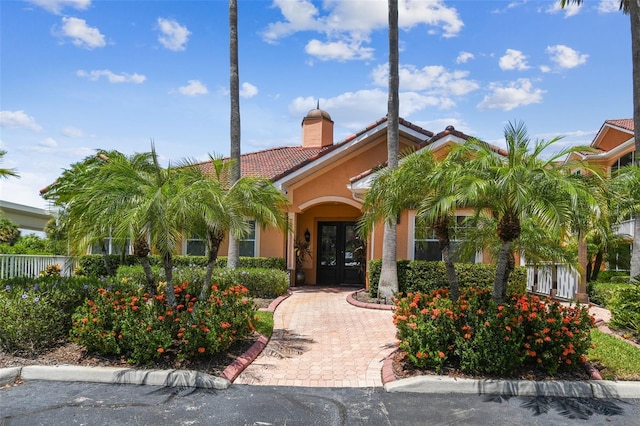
[
  {"x1": 116, "y1": 265, "x2": 289, "y2": 298},
  {"x1": 70, "y1": 281, "x2": 257, "y2": 364},
  {"x1": 368, "y1": 260, "x2": 526, "y2": 297},
  {"x1": 394, "y1": 288, "x2": 594, "y2": 376},
  {"x1": 597, "y1": 270, "x2": 629, "y2": 282},
  {"x1": 0, "y1": 276, "x2": 104, "y2": 354},
  {"x1": 610, "y1": 276, "x2": 631, "y2": 284},
  {"x1": 589, "y1": 282, "x2": 630, "y2": 307},
  {"x1": 78, "y1": 254, "x2": 286, "y2": 278},
  {"x1": 608, "y1": 283, "x2": 640, "y2": 337}
]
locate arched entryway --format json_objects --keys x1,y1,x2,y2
[{"x1": 295, "y1": 196, "x2": 364, "y2": 286}]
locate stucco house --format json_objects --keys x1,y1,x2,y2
[
  {"x1": 188, "y1": 107, "x2": 497, "y2": 287},
  {"x1": 567, "y1": 118, "x2": 636, "y2": 273}
]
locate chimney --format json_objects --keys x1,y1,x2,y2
[{"x1": 301, "y1": 103, "x2": 333, "y2": 148}]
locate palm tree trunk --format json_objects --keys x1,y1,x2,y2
[
  {"x1": 227, "y1": 0, "x2": 241, "y2": 270},
  {"x1": 576, "y1": 231, "x2": 589, "y2": 302},
  {"x1": 630, "y1": 0, "x2": 640, "y2": 160},
  {"x1": 133, "y1": 237, "x2": 155, "y2": 295},
  {"x1": 632, "y1": 216, "x2": 640, "y2": 280},
  {"x1": 378, "y1": 0, "x2": 400, "y2": 301},
  {"x1": 202, "y1": 228, "x2": 224, "y2": 300},
  {"x1": 100, "y1": 241, "x2": 113, "y2": 276},
  {"x1": 162, "y1": 253, "x2": 177, "y2": 307},
  {"x1": 434, "y1": 218, "x2": 459, "y2": 301},
  {"x1": 493, "y1": 240, "x2": 512, "y2": 303},
  {"x1": 590, "y1": 249, "x2": 604, "y2": 282},
  {"x1": 378, "y1": 220, "x2": 398, "y2": 302}
]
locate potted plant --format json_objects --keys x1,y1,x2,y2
[{"x1": 294, "y1": 239, "x2": 311, "y2": 286}]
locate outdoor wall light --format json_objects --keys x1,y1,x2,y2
[{"x1": 304, "y1": 228, "x2": 311, "y2": 243}]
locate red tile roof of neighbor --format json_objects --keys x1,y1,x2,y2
[{"x1": 605, "y1": 119, "x2": 634, "y2": 131}]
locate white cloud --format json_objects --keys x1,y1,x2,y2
[
  {"x1": 0, "y1": 110, "x2": 43, "y2": 132},
  {"x1": 240, "y1": 82, "x2": 258, "y2": 99},
  {"x1": 262, "y1": 0, "x2": 463, "y2": 60},
  {"x1": 57, "y1": 17, "x2": 105, "y2": 49},
  {"x1": 27, "y1": 0, "x2": 91, "y2": 15},
  {"x1": 539, "y1": 65, "x2": 552, "y2": 73},
  {"x1": 546, "y1": 45, "x2": 588, "y2": 69},
  {"x1": 76, "y1": 69, "x2": 146, "y2": 84},
  {"x1": 456, "y1": 51, "x2": 474, "y2": 64},
  {"x1": 546, "y1": 2, "x2": 581, "y2": 17},
  {"x1": 177, "y1": 80, "x2": 208, "y2": 96},
  {"x1": 61, "y1": 126, "x2": 85, "y2": 138},
  {"x1": 305, "y1": 38, "x2": 374, "y2": 61},
  {"x1": 39, "y1": 138, "x2": 58, "y2": 148},
  {"x1": 477, "y1": 78, "x2": 544, "y2": 111},
  {"x1": 372, "y1": 63, "x2": 479, "y2": 96},
  {"x1": 157, "y1": 18, "x2": 190, "y2": 51},
  {"x1": 597, "y1": 0, "x2": 621, "y2": 13},
  {"x1": 499, "y1": 49, "x2": 529, "y2": 71}
]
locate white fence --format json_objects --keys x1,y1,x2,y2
[
  {"x1": 0, "y1": 255, "x2": 77, "y2": 279},
  {"x1": 526, "y1": 264, "x2": 579, "y2": 300}
]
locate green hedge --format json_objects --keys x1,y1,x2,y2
[
  {"x1": 589, "y1": 282, "x2": 631, "y2": 307},
  {"x1": 115, "y1": 264, "x2": 289, "y2": 298},
  {"x1": 367, "y1": 260, "x2": 527, "y2": 297},
  {"x1": 608, "y1": 283, "x2": 640, "y2": 336},
  {"x1": 596, "y1": 270, "x2": 629, "y2": 282},
  {"x1": 78, "y1": 254, "x2": 286, "y2": 278}
]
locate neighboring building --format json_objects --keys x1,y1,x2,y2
[
  {"x1": 567, "y1": 119, "x2": 636, "y2": 272},
  {"x1": 193, "y1": 107, "x2": 496, "y2": 286},
  {"x1": 0, "y1": 200, "x2": 53, "y2": 233}
]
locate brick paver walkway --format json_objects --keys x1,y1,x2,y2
[{"x1": 235, "y1": 287, "x2": 397, "y2": 387}]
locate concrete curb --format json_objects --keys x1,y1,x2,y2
[
  {"x1": 384, "y1": 375, "x2": 640, "y2": 398},
  {"x1": 0, "y1": 366, "x2": 21, "y2": 386},
  {"x1": 0, "y1": 365, "x2": 229, "y2": 389},
  {"x1": 347, "y1": 289, "x2": 394, "y2": 311}
]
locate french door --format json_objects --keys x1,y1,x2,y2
[{"x1": 316, "y1": 222, "x2": 363, "y2": 285}]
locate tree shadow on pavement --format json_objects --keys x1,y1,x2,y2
[{"x1": 483, "y1": 394, "x2": 627, "y2": 420}]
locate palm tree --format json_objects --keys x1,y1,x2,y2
[
  {"x1": 453, "y1": 121, "x2": 600, "y2": 303},
  {"x1": 377, "y1": 0, "x2": 400, "y2": 302},
  {"x1": 226, "y1": 0, "x2": 242, "y2": 270},
  {"x1": 0, "y1": 150, "x2": 19, "y2": 179},
  {"x1": 177, "y1": 157, "x2": 290, "y2": 299},
  {"x1": 359, "y1": 148, "x2": 462, "y2": 300}
]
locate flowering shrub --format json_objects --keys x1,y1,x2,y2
[
  {"x1": 70, "y1": 281, "x2": 257, "y2": 365},
  {"x1": 0, "y1": 277, "x2": 100, "y2": 354},
  {"x1": 394, "y1": 288, "x2": 594, "y2": 376}
]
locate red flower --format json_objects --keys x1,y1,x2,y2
[
  {"x1": 157, "y1": 348, "x2": 164, "y2": 353},
  {"x1": 198, "y1": 347, "x2": 205, "y2": 353}
]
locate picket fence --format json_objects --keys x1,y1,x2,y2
[
  {"x1": 526, "y1": 264, "x2": 579, "y2": 300},
  {"x1": 0, "y1": 254, "x2": 76, "y2": 280}
]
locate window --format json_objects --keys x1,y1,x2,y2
[
  {"x1": 91, "y1": 237, "x2": 130, "y2": 255},
  {"x1": 413, "y1": 215, "x2": 475, "y2": 263},
  {"x1": 185, "y1": 234, "x2": 206, "y2": 256},
  {"x1": 239, "y1": 220, "x2": 257, "y2": 257}
]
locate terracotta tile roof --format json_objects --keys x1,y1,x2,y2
[
  {"x1": 194, "y1": 116, "x2": 434, "y2": 183},
  {"x1": 426, "y1": 126, "x2": 508, "y2": 157},
  {"x1": 605, "y1": 119, "x2": 634, "y2": 132}
]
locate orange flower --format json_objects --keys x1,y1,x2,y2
[
  {"x1": 146, "y1": 326, "x2": 152, "y2": 332},
  {"x1": 438, "y1": 351, "x2": 445, "y2": 359},
  {"x1": 527, "y1": 350, "x2": 536, "y2": 357},
  {"x1": 198, "y1": 347, "x2": 205, "y2": 353},
  {"x1": 158, "y1": 316, "x2": 164, "y2": 321},
  {"x1": 157, "y1": 348, "x2": 164, "y2": 353},
  {"x1": 81, "y1": 318, "x2": 88, "y2": 323}
]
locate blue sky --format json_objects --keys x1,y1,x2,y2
[{"x1": 0, "y1": 0, "x2": 632, "y2": 209}]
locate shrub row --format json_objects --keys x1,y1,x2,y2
[
  {"x1": 115, "y1": 265, "x2": 289, "y2": 298},
  {"x1": 70, "y1": 281, "x2": 256, "y2": 364},
  {"x1": 0, "y1": 276, "x2": 110, "y2": 354},
  {"x1": 77, "y1": 254, "x2": 286, "y2": 278},
  {"x1": 394, "y1": 288, "x2": 594, "y2": 376},
  {"x1": 368, "y1": 260, "x2": 527, "y2": 297},
  {"x1": 608, "y1": 283, "x2": 640, "y2": 337}
]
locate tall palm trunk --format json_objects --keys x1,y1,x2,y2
[
  {"x1": 378, "y1": 0, "x2": 400, "y2": 302},
  {"x1": 227, "y1": 0, "x2": 241, "y2": 270},
  {"x1": 493, "y1": 240, "x2": 512, "y2": 303},
  {"x1": 629, "y1": 0, "x2": 640, "y2": 280},
  {"x1": 100, "y1": 241, "x2": 113, "y2": 277},
  {"x1": 433, "y1": 217, "x2": 459, "y2": 301}
]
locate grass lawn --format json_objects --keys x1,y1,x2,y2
[
  {"x1": 254, "y1": 310, "x2": 274, "y2": 338},
  {"x1": 588, "y1": 329, "x2": 640, "y2": 380}
]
